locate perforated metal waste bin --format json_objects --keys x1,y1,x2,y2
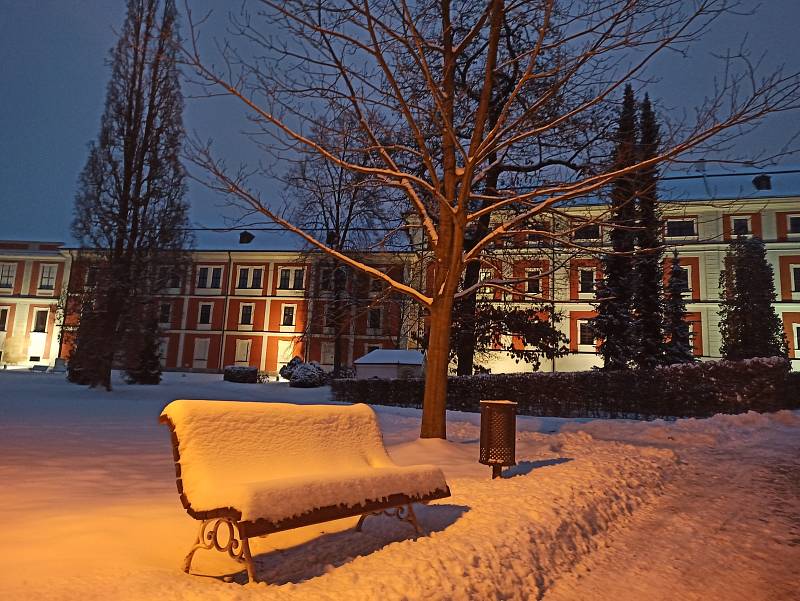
[{"x1": 479, "y1": 399, "x2": 518, "y2": 479}]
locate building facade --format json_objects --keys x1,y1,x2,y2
[
  {"x1": 2, "y1": 195, "x2": 799, "y2": 373},
  {"x1": 0, "y1": 241, "x2": 70, "y2": 368}
]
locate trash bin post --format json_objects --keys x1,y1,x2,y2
[{"x1": 478, "y1": 399, "x2": 518, "y2": 479}]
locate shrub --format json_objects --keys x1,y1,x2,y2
[
  {"x1": 289, "y1": 362, "x2": 327, "y2": 388},
  {"x1": 223, "y1": 365, "x2": 259, "y2": 384},
  {"x1": 279, "y1": 356, "x2": 304, "y2": 381},
  {"x1": 332, "y1": 357, "x2": 796, "y2": 419}
]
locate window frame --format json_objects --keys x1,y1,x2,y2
[
  {"x1": 196, "y1": 265, "x2": 223, "y2": 291},
  {"x1": 731, "y1": 216, "x2": 752, "y2": 237},
  {"x1": 0, "y1": 263, "x2": 16, "y2": 289},
  {"x1": 234, "y1": 338, "x2": 251, "y2": 365},
  {"x1": 292, "y1": 268, "x2": 306, "y2": 290},
  {"x1": 197, "y1": 302, "x2": 213, "y2": 329},
  {"x1": 794, "y1": 323, "x2": 800, "y2": 352},
  {"x1": 38, "y1": 264, "x2": 57, "y2": 293},
  {"x1": 525, "y1": 269, "x2": 541, "y2": 294},
  {"x1": 0, "y1": 306, "x2": 8, "y2": 331},
  {"x1": 664, "y1": 217, "x2": 698, "y2": 239},
  {"x1": 367, "y1": 307, "x2": 382, "y2": 333},
  {"x1": 280, "y1": 303, "x2": 296, "y2": 330},
  {"x1": 235, "y1": 266, "x2": 264, "y2": 290},
  {"x1": 238, "y1": 303, "x2": 255, "y2": 330},
  {"x1": 572, "y1": 223, "x2": 601, "y2": 241},
  {"x1": 32, "y1": 308, "x2": 48, "y2": 333},
  {"x1": 576, "y1": 319, "x2": 596, "y2": 351},
  {"x1": 578, "y1": 268, "x2": 596, "y2": 296},
  {"x1": 787, "y1": 214, "x2": 800, "y2": 236}
]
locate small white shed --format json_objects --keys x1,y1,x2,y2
[{"x1": 353, "y1": 349, "x2": 425, "y2": 380}]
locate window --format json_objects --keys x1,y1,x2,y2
[
  {"x1": 794, "y1": 324, "x2": 800, "y2": 351},
  {"x1": 578, "y1": 320, "x2": 595, "y2": 347},
  {"x1": 198, "y1": 303, "x2": 212, "y2": 325},
  {"x1": 665, "y1": 218, "x2": 696, "y2": 237},
  {"x1": 168, "y1": 271, "x2": 181, "y2": 289},
  {"x1": 292, "y1": 268, "x2": 305, "y2": 290},
  {"x1": 578, "y1": 269, "x2": 595, "y2": 294},
  {"x1": 239, "y1": 304, "x2": 254, "y2": 326},
  {"x1": 792, "y1": 266, "x2": 800, "y2": 293},
  {"x1": 320, "y1": 268, "x2": 333, "y2": 291},
  {"x1": 0, "y1": 307, "x2": 8, "y2": 331},
  {"x1": 674, "y1": 266, "x2": 690, "y2": 293},
  {"x1": 159, "y1": 303, "x2": 171, "y2": 325},
  {"x1": 33, "y1": 309, "x2": 48, "y2": 333},
  {"x1": 321, "y1": 341, "x2": 335, "y2": 365},
  {"x1": 526, "y1": 222, "x2": 548, "y2": 245},
  {"x1": 732, "y1": 217, "x2": 750, "y2": 236},
  {"x1": 573, "y1": 224, "x2": 600, "y2": 240},
  {"x1": 370, "y1": 277, "x2": 383, "y2": 293},
  {"x1": 0, "y1": 263, "x2": 15, "y2": 288},
  {"x1": 526, "y1": 270, "x2": 541, "y2": 294},
  {"x1": 197, "y1": 266, "x2": 222, "y2": 289},
  {"x1": 210, "y1": 267, "x2": 222, "y2": 288},
  {"x1": 368, "y1": 307, "x2": 382, "y2": 331},
  {"x1": 789, "y1": 215, "x2": 800, "y2": 235},
  {"x1": 278, "y1": 269, "x2": 291, "y2": 289},
  {"x1": 282, "y1": 305, "x2": 295, "y2": 326},
  {"x1": 38, "y1": 265, "x2": 56, "y2": 291},
  {"x1": 235, "y1": 339, "x2": 251, "y2": 364},
  {"x1": 236, "y1": 267, "x2": 263, "y2": 289},
  {"x1": 85, "y1": 266, "x2": 98, "y2": 287}
]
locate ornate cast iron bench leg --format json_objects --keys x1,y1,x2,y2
[
  {"x1": 183, "y1": 518, "x2": 258, "y2": 583},
  {"x1": 356, "y1": 503, "x2": 423, "y2": 536}
]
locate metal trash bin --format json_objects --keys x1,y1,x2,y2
[{"x1": 479, "y1": 399, "x2": 518, "y2": 479}]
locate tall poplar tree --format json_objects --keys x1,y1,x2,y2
[
  {"x1": 69, "y1": 0, "x2": 191, "y2": 389},
  {"x1": 719, "y1": 237, "x2": 787, "y2": 360},
  {"x1": 594, "y1": 85, "x2": 638, "y2": 370},
  {"x1": 633, "y1": 94, "x2": 665, "y2": 369}
]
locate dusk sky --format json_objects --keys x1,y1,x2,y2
[{"x1": 1, "y1": 1, "x2": 799, "y2": 249}]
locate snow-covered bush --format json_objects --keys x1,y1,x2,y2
[
  {"x1": 279, "y1": 356, "x2": 303, "y2": 381},
  {"x1": 289, "y1": 362, "x2": 327, "y2": 388},
  {"x1": 223, "y1": 365, "x2": 259, "y2": 384},
  {"x1": 332, "y1": 357, "x2": 796, "y2": 419}
]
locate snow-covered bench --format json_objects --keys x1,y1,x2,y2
[{"x1": 159, "y1": 399, "x2": 451, "y2": 583}]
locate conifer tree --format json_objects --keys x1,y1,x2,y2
[
  {"x1": 718, "y1": 237, "x2": 787, "y2": 360},
  {"x1": 70, "y1": 0, "x2": 191, "y2": 389},
  {"x1": 663, "y1": 251, "x2": 694, "y2": 364},
  {"x1": 594, "y1": 85, "x2": 637, "y2": 370},
  {"x1": 633, "y1": 94, "x2": 665, "y2": 368},
  {"x1": 125, "y1": 314, "x2": 163, "y2": 385}
]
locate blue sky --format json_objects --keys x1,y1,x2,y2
[{"x1": 1, "y1": 1, "x2": 798, "y2": 249}]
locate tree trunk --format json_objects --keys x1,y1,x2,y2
[{"x1": 420, "y1": 296, "x2": 454, "y2": 439}]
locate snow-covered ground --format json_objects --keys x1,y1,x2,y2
[{"x1": 0, "y1": 371, "x2": 797, "y2": 600}]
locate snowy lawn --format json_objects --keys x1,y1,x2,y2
[{"x1": 0, "y1": 370, "x2": 797, "y2": 600}]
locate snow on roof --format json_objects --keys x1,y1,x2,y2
[{"x1": 353, "y1": 349, "x2": 425, "y2": 365}]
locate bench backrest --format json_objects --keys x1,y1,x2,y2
[{"x1": 160, "y1": 400, "x2": 394, "y2": 506}]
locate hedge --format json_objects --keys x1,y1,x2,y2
[{"x1": 331, "y1": 357, "x2": 798, "y2": 419}]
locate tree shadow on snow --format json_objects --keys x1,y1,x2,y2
[
  {"x1": 501, "y1": 457, "x2": 573, "y2": 478},
  {"x1": 235, "y1": 503, "x2": 469, "y2": 585}
]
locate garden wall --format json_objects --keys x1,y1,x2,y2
[{"x1": 331, "y1": 357, "x2": 798, "y2": 419}]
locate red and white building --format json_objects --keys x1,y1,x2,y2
[{"x1": 0, "y1": 241, "x2": 70, "y2": 368}]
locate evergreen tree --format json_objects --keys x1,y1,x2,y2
[
  {"x1": 632, "y1": 94, "x2": 665, "y2": 368},
  {"x1": 594, "y1": 84, "x2": 638, "y2": 370},
  {"x1": 718, "y1": 237, "x2": 788, "y2": 360},
  {"x1": 125, "y1": 314, "x2": 163, "y2": 385},
  {"x1": 70, "y1": 0, "x2": 191, "y2": 389},
  {"x1": 663, "y1": 250, "x2": 694, "y2": 364}
]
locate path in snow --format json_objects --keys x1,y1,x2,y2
[{"x1": 543, "y1": 438, "x2": 800, "y2": 601}]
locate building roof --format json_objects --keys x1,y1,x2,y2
[{"x1": 353, "y1": 349, "x2": 425, "y2": 365}]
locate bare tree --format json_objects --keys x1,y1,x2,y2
[
  {"x1": 70, "y1": 0, "x2": 192, "y2": 389},
  {"x1": 185, "y1": 0, "x2": 800, "y2": 438}
]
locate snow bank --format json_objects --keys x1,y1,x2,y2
[
  {"x1": 561, "y1": 409, "x2": 800, "y2": 448},
  {"x1": 161, "y1": 400, "x2": 448, "y2": 522}
]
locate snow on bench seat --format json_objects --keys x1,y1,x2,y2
[{"x1": 160, "y1": 399, "x2": 451, "y2": 581}]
